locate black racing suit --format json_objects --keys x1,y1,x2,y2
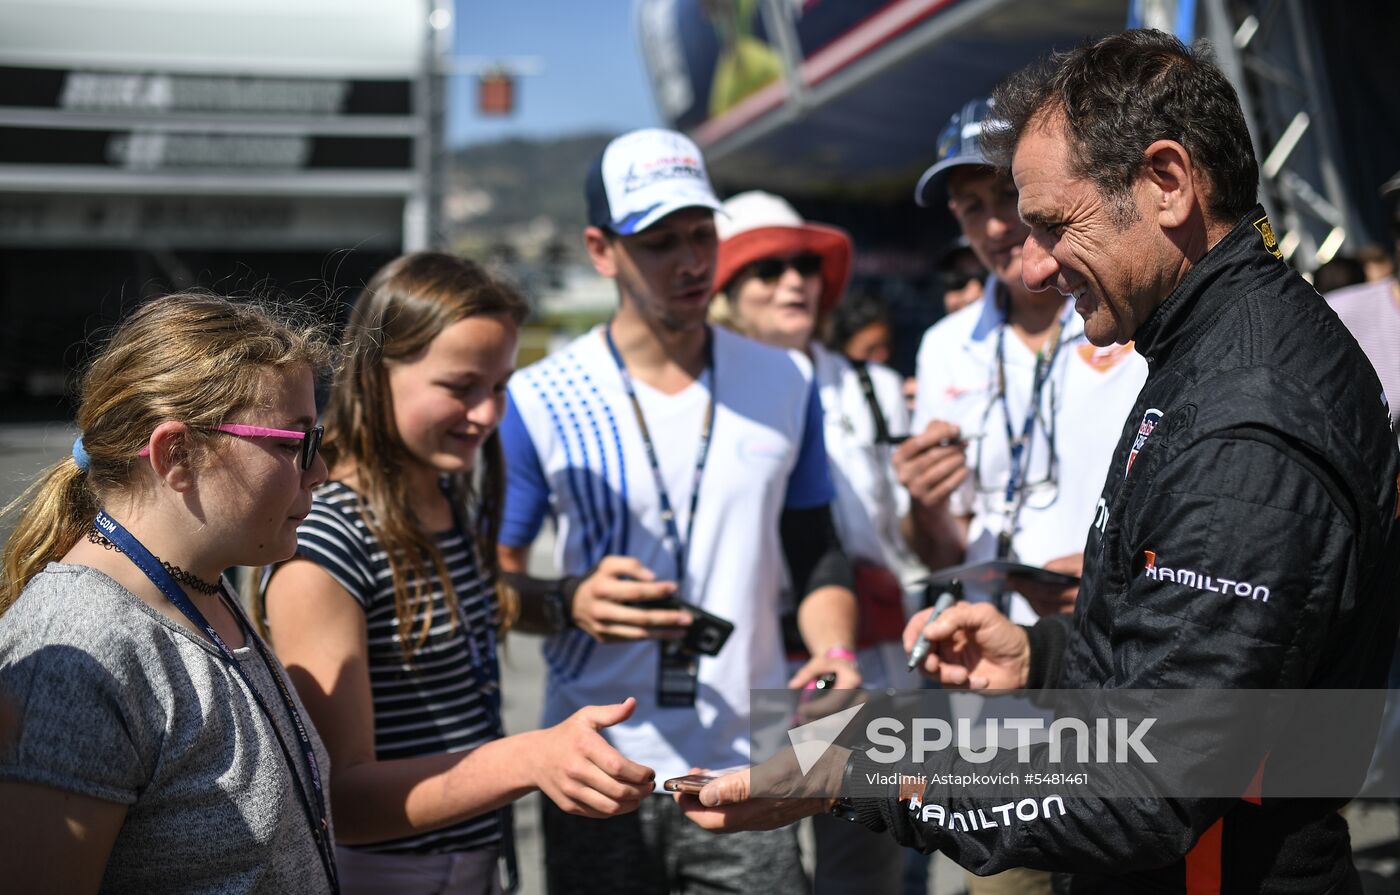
[{"x1": 851, "y1": 207, "x2": 1400, "y2": 893}]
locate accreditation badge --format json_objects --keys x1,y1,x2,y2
[{"x1": 657, "y1": 640, "x2": 700, "y2": 708}]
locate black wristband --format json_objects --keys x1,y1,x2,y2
[
  {"x1": 1023, "y1": 616, "x2": 1069, "y2": 690},
  {"x1": 842, "y1": 751, "x2": 898, "y2": 832},
  {"x1": 558, "y1": 572, "x2": 585, "y2": 627}
]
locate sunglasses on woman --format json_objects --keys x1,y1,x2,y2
[
  {"x1": 747, "y1": 252, "x2": 823, "y2": 283},
  {"x1": 942, "y1": 270, "x2": 982, "y2": 292},
  {"x1": 139, "y1": 424, "x2": 324, "y2": 471}
]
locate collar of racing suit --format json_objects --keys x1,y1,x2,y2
[{"x1": 1131, "y1": 203, "x2": 1282, "y2": 372}]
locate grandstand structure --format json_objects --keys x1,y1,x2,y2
[
  {"x1": 636, "y1": 0, "x2": 1400, "y2": 370},
  {"x1": 0, "y1": 0, "x2": 451, "y2": 414}
]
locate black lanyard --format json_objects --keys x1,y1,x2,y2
[
  {"x1": 93, "y1": 510, "x2": 338, "y2": 894},
  {"x1": 442, "y1": 481, "x2": 503, "y2": 733},
  {"x1": 603, "y1": 324, "x2": 716, "y2": 588},
  {"x1": 442, "y1": 483, "x2": 518, "y2": 892},
  {"x1": 851, "y1": 359, "x2": 895, "y2": 445},
  {"x1": 992, "y1": 301, "x2": 1075, "y2": 559}
]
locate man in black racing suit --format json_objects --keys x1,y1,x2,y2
[
  {"x1": 843, "y1": 203, "x2": 1400, "y2": 895},
  {"x1": 678, "y1": 29, "x2": 1400, "y2": 895}
]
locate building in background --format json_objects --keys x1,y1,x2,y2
[{"x1": 0, "y1": 0, "x2": 450, "y2": 417}]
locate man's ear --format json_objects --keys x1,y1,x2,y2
[
  {"x1": 584, "y1": 226, "x2": 618, "y2": 278},
  {"x1": 145, "y1": 421, "x2": 196, "y2": 493},
  {"x1": 1142, "y1": 139, "x2": 1198, "y2": 229}
]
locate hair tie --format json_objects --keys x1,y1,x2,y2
[{"x1": 72, "y1": 435, "x2": 91, "y2": 471}]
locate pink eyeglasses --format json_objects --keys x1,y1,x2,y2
[{"x1": 139, "y1": 424, "x2": 324, "y2": 470}]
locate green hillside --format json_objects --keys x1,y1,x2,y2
[{"x1": 445, "y1": 133, "x2": 613, "y2": 258}]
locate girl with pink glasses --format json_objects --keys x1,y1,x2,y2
[{"x1": 0, "y1": 294, "x2": 338, "y2": 893}]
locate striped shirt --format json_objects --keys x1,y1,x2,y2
[{"x1": 294, "y1": 480, "x2": 502, "y2": 855}]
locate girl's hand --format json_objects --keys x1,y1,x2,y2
[{"x1": 528, "y1": 697, "x2": 657, "y2": 817}]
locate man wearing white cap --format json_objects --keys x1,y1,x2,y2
[
  {"x1": 497, "y1": 128, "x2": 861, "y2": 892},
  {"x1": 709, "y1": 188, "x2": 914, "y2": 895}
]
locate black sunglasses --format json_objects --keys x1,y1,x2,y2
[
  {"x1": 747, "y1": 252, "x2": 823, "y2": 283},
  {"x1": 298, "y1": 425, "x2": 325, "y2": 471},
  {"x1": 942, "y1": 270, "x2": 983, "y2": 292}
]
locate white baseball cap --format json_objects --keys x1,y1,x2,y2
[{"x1": 585, "y1": 128, "x2": 725, "y2": 235}]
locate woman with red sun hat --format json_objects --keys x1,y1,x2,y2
[{"x1": 710, "y1": 190, "x2": 919, "y2": 895}]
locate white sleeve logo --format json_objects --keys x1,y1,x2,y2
[{"x1": 1141, "y1": 550, "x2": 1271, "y2": 602}]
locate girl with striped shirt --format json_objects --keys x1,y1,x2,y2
[{"x1": 263, "y1": 253, "x2": 654, "y2": 895}]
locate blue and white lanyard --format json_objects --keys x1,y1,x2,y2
[
  {"x1": 92, "y1": 510, "x2": 338, "y2": 894},
  {"x1": 993, "y1": 302, "x2": 1075, "y2": 558},
  {"x1": 603, "y1": 324, "x2": 716, "y2": 589}
]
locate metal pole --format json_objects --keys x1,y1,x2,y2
[
  {"x1": 1201, "y1": 0, "x2": 1292, "y2": 251},
  {"x1": 759, "y1": 0, "x2": 809, "y2": 114},
  {"x1": 1283, "y1": 0, "x2": 1368, "y2": 257}
]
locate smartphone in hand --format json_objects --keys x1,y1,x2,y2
[
  {"x1": 662, "y1": 774, "x2": 717, "y2": 795},
  {"x1": 633, "y1": 597, "x2": 735, "y2": 656}
]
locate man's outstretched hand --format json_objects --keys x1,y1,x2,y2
[
  {"x1": 676, "y1": 767, "x2": 833, "y2": 832},
  {"x1": 675, "y1": 744, "x2": 848, "y2": 833}
]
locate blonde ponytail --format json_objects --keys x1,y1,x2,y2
[{"x1": 0, "y1": 457, "x2": 95, "y2": 613}]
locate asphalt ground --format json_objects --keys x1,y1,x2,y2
[
  {"x1": 0, "y1": 421, "x2": 78, "y2": 529},
  {"x1": 2, "y1": 422, "x2": 1398, "y2": 893}
]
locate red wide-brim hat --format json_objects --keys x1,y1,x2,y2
[{"x1": 714, "y1": 192, "x2": 853, "y2": 313}]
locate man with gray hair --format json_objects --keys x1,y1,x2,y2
[{"x1": 680, "y1": 29, "x2": 1400, "y2": 894}]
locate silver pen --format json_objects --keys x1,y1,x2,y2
[
  {"x1": 886, "y1": 431, "x2": 985, "y2": 447},
  {"x1": 907, "y1": 586, "x2": 960, "y2": 672}
]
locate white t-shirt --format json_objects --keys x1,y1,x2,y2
[
  {"x1": 811, "y1": 342, "x2": 916, "y2": 582},
  {"x1": 914, "y1": 285, "x2": 1148, "y2": 623},
  {"x1": 500, "y1": 325, "x2": 833, "y2": 781},
  {"x1": 1324, "y1": 277, "x2": 1400, "y2": 444}
]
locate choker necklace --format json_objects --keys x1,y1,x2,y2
[{"x1": 86, "y1": 529, "x2": 223, "y2": 596}]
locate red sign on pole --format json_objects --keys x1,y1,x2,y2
[{"x1": 478, "y1": 71, "x2": 515, "y2": 117}]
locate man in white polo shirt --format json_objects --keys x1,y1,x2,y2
[
  {"x1": 899, "y1": 98, "x2": 1149, "y2": 626},
  {"x1": 497, "y1": 128, "x2": 860, "y2": 893}
]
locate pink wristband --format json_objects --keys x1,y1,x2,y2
[{"x1": 825, "y1": 646, "x2": 857, "y2": 662}]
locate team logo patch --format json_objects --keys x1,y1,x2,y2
[
  {"x1": 1141, "y1": 550, "x2": 1271, "y2": 602},
  {"x1": 1077, "y1": 341, "x2": 1134, "y2": 373},
  {"x1": 1253, "y1": 214, "x2": 1283, "y2": 260},
  {"x1": 621, "y1": 155, "x2": 704, "y2": 194},
  {"x1": 1125, "y1": 407, "x2": 1163, "y2": 477},
  {"x1": 935, "y1": 126, "x2": 960, "y2": 163}
]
